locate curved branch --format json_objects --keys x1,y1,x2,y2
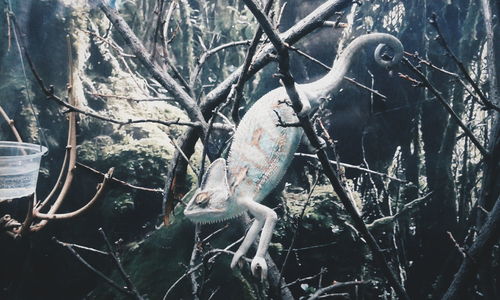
[
  {"x1": 33, "y1": 168, "x2": 113, "y2": 220},
  {"x1": 35, "y1": 146, "x2": 70, "y2": 210},
  {"x1": 0, "y1": 105, "x2": 23, "y2": 142},
  {"x1": 31, "y1": 37, "x2": 78, "y2": 231}
]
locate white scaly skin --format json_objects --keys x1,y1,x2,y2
[{"x1": 184, "y1": 33, "x2": 403, "y2": 281}]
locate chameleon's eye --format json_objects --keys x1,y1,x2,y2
[{"x1": 195, "y1": 192, "x2": 210, "y2": 207}]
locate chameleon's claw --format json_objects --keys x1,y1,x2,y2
[
  {"x1": 251, "y1": 256, "x2": 268, "y2": 282},
  {"x1": 230, "y1": 251, "x2": 244, "y2": 269}
]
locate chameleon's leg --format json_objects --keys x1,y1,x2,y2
[
  {"x1": 230, "y1": 218, "x2": 264, "y2": 269},
  {"x1": 235, "y1": 197, "x2": 278, "y2": 281}
]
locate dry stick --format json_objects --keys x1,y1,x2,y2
[
  {"x1": 31, "y1": 36, "x2": 78, "y2": 232},
  {"x1": 53, "y1": 237, "x2": 134, "y2": 298},
  {"x1": 167, "y1": 137, "x2": 200, "y2": 177},
  {"x1": 56, "y1": 241, "x2": 109, "y2": 256},
  {"x1": 402, "y1": 58, "x2": 489, "y2": 158},
  {"x1": 36, "y1": 147, "x2": 69, "y2": 210},
  {"x1": 162, "y1": 238, "x2": 246, "y2": 300},
  {"x1": 76, "y1": 162, "x2": 163, "y2": 193},
  {"x1": 240, "y1": 1, "x2": 410, "y2": 299},
  {"x1": 429, "y1": 13, "x2": 500, "y2": 113},
  {"x1": 99, "y1": 228, "x2": 144, "y2": 300},
  {"x1": 96, "y1": 0, "x2": 209, "y2": 138},
  {"x1": 295, "y1": 153, "x2": 407, "y2": 183},
  {"x1": 88, "y1": 93, "x2": 174, "y2": 102},
  {"x1": 190, "y1": 40, "x2": 253, "y2": 90},
  {"x1": 290, "y1": 47, "x2": 388, "y2": 100},
  {"x1": 0, "y1": 105, "x2": 23, "y2": 142},
  {"x1": 404, "y1": 52, "x2": 487, "y2": 110},
  {"x1": 16, "y1": 194, "x2": 34, "y2": 237},
  {"x1": 307, "y1": 281, "x2": 369, "y2": 300},
  {"x1": 281, "y1": 268, "x2": 327, "y2": 289},
  {"x1": 45, "y1": 93, "x2": 200, "y2": 128},
  {"x1": 231, "y1": 0, "x2": 274, "y2": 124},
  {"x1": 34, "y1": 168, "x2": 113, "y2": 220},
  {"x1": 442, "y1": 196, "x2": 500, "y2": 299}
]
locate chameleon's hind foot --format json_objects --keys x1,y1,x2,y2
[{"x1": 251, "y1": 256, "x2": 268, "y2": 282}]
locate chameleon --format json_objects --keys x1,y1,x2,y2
[{"x1": 184, "y1": 33, "x2": 404, "y2": 280}]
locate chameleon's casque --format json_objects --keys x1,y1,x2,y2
[{"x1": 184, "y1": 33, "x2": 404, "y2": 280}]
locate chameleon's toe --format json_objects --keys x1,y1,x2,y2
[
  {"x1": 251, "y1": 256, "x2": 268, "y2": 282},
  {"x1": 230, "y1": 251, "x2": 244, "y2": 269}
]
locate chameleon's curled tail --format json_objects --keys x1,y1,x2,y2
[{"x1": 306, "y1": 33, "x2": 404, "y2": 100}]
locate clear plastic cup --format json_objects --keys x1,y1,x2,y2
[{"x1": 0, "y1": 141, "x2": 48, "y2": 201}]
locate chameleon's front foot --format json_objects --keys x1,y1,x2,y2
[
  {"x1": 251, "y1": 256, "x2": 268, "y2": 282},
  {"x1": 230, "y1": 250, "x2": 245, "y2": 269}
]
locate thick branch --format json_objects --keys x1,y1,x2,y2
[
  {"x1": 442, "y1": 197, "x2": 500, "y2": 299},
  {"x1": 241, "y1": 0, "x2": 409, "y2": 299}
]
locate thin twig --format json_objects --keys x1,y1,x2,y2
[
  {"x1": 429, "y1": 13, "x2": 499, "y2": 112},
  {"x1": 281, "y1": 268, "x2": 327, "y2": 289},
  {"x1": 295, "y1": 153, "x2": 407, "y2": 183},
  {"x1": 307, "y1": 281, "x2": 370, "y2": 300},
  {"x1": 0, "y1": 105, "x2": 23, "y2": 142},
  {"x1": 99, "y1": 228, "x2": 144, "y2": 300},
  {"x1": 231, "y1": 0, "x2": 274, "y2": 123},
  {"x1": 279, "y1": 175, "x2": 319, "y2": 282},
  {"x1": 402, "y1": 58, "x2": 489, "y2": 158},
  {"x1": 53, "y1": 237, "x2": 134, "y2": 297},
  {"x1": 77, "y1": 162, "x2": 163, "y2": 193}
]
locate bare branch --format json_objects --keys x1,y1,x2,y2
[
  {"x1": 429, "y1": 13, "x2": 499, "y2": 112},
  {"x1": 53, "y1": 237, "x2": 134, "y2": 297},
  {"x1": 402, "y1": 58, "x2": 489, "y2": 158},
  {"x1": 0, "y1": 105, "x2": 23, "y2": 142},
  {"x1": 295, "y1": 153, "x2": 408, "y2": 183},
  {"x1": 307, "y1": 281, "x2": 370, "y2": 300},
  {"x1": 34, "y1": 168, "x2": 113, "y2": 220},
  {"x1": 99, "y1": 228, "x2": 144, "y2": 300},
  {"x1": 76, "y1": 162, "x2": 163, "y2": 193}
]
